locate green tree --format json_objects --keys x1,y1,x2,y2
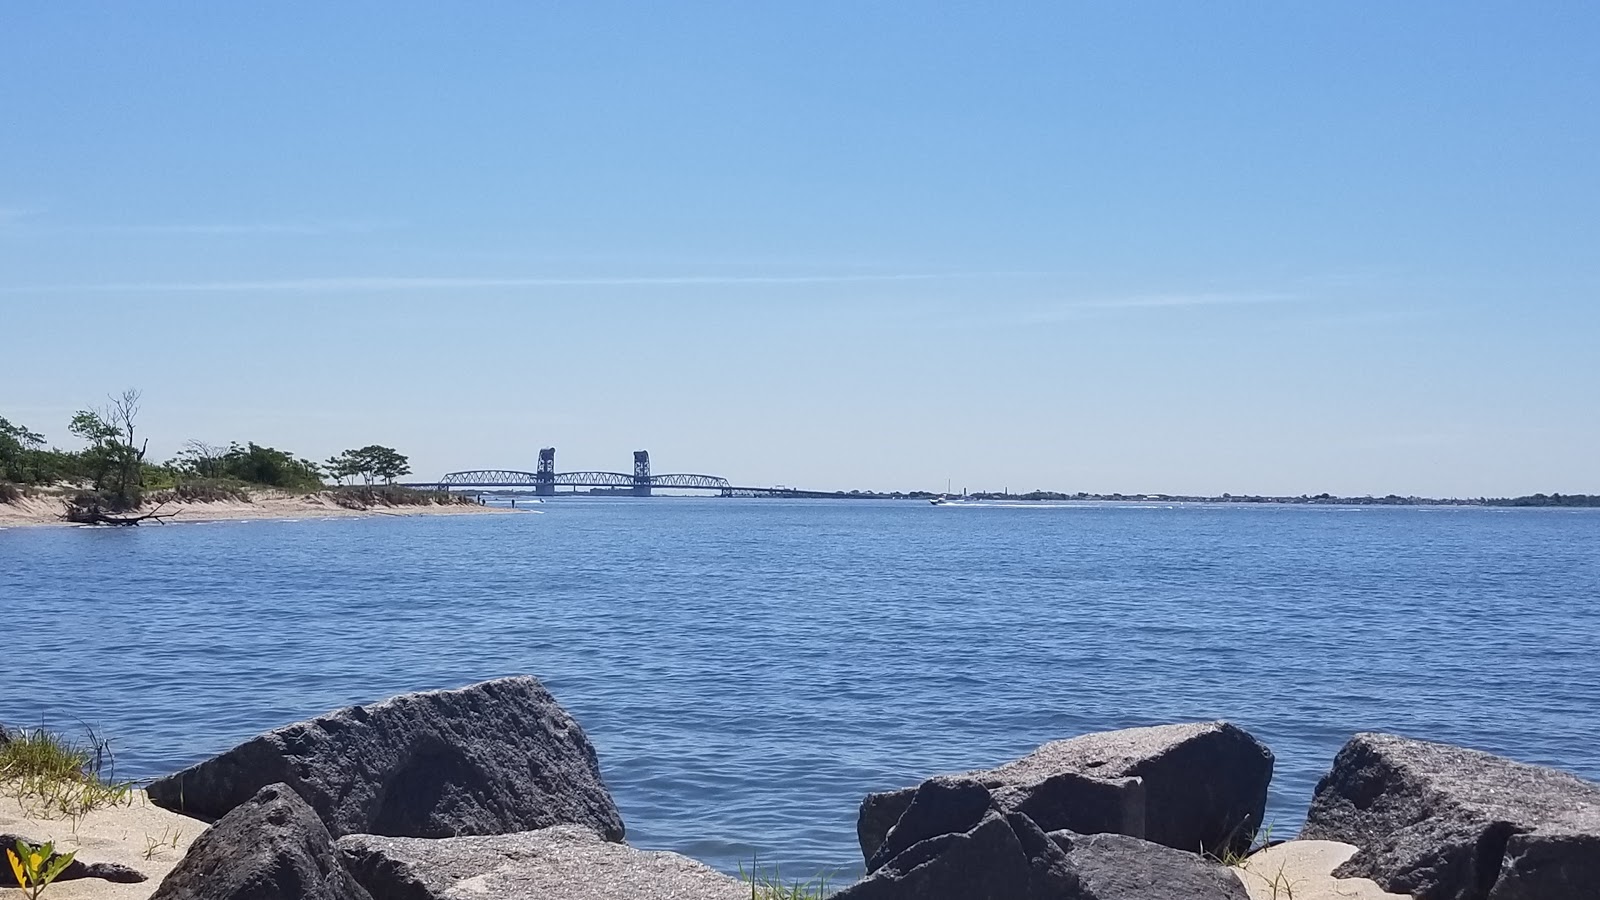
[
  {"x1": 169, "y1": 439, "x2": 322, "y2": 490},
  {"x1": 323, "y1": 452, "x2": 361, "y2": 486},
  {"x1": 68, "y1": 389, "x2": 147, "y2": 509},
  {"x1": 222, "y1": 442, "x2": 322, "y2": 489},
  {"x1": 363, "y1": 445, "x2": 411, "y2": 485},
  {"x1": 0, "y1": 416, "x2": 47, "y2": 483},
  {"x1": 170, "y1": 440, "x2": 226, "y2": 479},
  {"x1": 328, "y1": 445, "x2": 411, "y2": 488}
]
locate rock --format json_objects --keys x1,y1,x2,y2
[
  {"x1": 835, "y1": 777, "x2": 1081, "y2": 900},
  {"x1": 336, "y1": 825, "x2": 749, "y2": 900},
  {"x1": 1049, "y1": 830, "x2": 1249, "y2": 900},
  {"x1": 858, "y1": 722, "x2": 1272, "y2": 861},
  {"x1": 148, "y1": 783, "x2": 372, "y2": 900},
  {"x1": 1301, "y1": 732, "x2": 1600, "y2": 900},
  {"x1": 1234, "y1": 840, "x2": 1408, "y2": 900},
  {"x1": 865, "y1": 777, "x2": 997, "y2": 874},
  {"x1": 147, "y1": 676, "x2": 624, "y2": 841},
  {"x1": 1, "y1": 833, "x2": 147, "y2": 885}
]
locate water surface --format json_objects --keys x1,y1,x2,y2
[{"x1": 4, "y1": 500, "x2": 1597, "y2": 878}]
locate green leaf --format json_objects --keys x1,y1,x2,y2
[{"x1": 40, "y1": 850, "x2": 75, "y2": 883}]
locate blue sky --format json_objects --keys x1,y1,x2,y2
[{"x1": 3, "y1": 3, "x2": 1595, "y2": 496}]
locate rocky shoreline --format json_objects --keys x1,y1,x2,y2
[{"x1": 8, "y1": 676, "x2": 1597, "y2": 899}]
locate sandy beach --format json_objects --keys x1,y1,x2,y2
[
  {"x1": 0, "y1": 490, "x2": 521, "y2": 529},
  {"x1": 1, "y1": 787, "x2": 206, "y2": 900}
]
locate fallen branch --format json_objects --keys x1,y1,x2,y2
[{"x1": 63, "y1": 500, "x2": 181, "y2": 526}]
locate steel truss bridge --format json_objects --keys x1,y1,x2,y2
[{"x1": 411, "y1": 449, "x2": 839, "y2": 498}]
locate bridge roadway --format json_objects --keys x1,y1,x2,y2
[{"x1": 400, "y1": 469, "x2": 844, "y2": 498}]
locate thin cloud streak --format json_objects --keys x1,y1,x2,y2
[
  {"x1": 0, "y1": 272, "x2": 1009, "y2": 294},
  {"x1": 985, "y1": 291, "x2": 1299, "y2": 325},
  {"x1": 1015, "y1": 292, "x2": 1300, "y2": 324},
  {"x1": 888, "y1": 291, "x2": 1304, "y2": 332},
  {"x1": 1, "y1": 220, "x2": 403, "y2": 237}
]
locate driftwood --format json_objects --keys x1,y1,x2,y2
[{"x1": 63, "y1": 499, "x2": 180, "y2": 526}]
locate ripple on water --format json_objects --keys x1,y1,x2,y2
[{"x1": 2, "y1": 501, "x2": 1598, "y2": 880}]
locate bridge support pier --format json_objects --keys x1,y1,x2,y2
[
  {"x1": 632, "y1": 450, "x2": 652, "y2": 497},
  {"x1": 536, "y1": 447, "x2": 556, "y2": 497}
]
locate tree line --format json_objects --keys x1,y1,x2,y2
[{"x1": 1, "y1": 389, "x2": 413, "y2": 511}]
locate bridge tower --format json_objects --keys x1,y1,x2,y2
[
  {"x1": 632, "y1": 450, "x2": 652, "y2": 497},
  {"x1": 536, "y1": 447, "x2": 556, "y2": 497}
]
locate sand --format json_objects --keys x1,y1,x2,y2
[
  {"x1": 1234, "y1": 840, "x2": 1409, "y2": 899},
  {"x1": 1, "y1": 789, "x2": 207, "y2": 899},
  {"x1": 0, "y1": 490, "x2": 521, "y2": 529}
]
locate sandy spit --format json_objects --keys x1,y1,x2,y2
[
  {"x1": 1, "y1": 788, "x2": 208, "y2": 900},
  {"x1": 0, "y1": 490, "x2": 521, "y2": 529}
]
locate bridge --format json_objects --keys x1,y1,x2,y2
[{"x1": 415, "y1": 449, "x2": 839, "y2": 498}]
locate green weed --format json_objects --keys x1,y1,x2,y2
[
  {"x1": 141, "y1": 824, "x2": 184, "y2": 861},
  {"x1": 741, "y1": 859, "x2": 834, "y2": 899},
  {"x1": 0, "y1": 724, "x2": 134, "y2": 822}
]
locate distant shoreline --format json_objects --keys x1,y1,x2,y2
[
  {"x1": 0, "y1": 489, "x2": 523, "y2": 529},
  {"x1": 951, "y1": 490, "x2": 1600, "y2": 508},
  {"x1": 445, "y1": 487, "x2": 1600, "y2": 507}
]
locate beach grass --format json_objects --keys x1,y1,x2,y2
[
  {"x1": 742, "y1": 861, "x2": 834, "y2": 899},
  {"x1": 0, "y1": 724, "x2": 133, "y2": 821}
]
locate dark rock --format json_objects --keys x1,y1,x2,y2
[
  {"x1": 858, "y1": 722, "x2": 1272, "y2": 861},
  {"x1": 1, "y1": 833, "x2": 147, "y2": 885},
  {"x1": 146, "y1": 676, "x2": 624, "y2": 841},
  {"x1": 148, "y1": 782, "x2": 372, "y2": 900},
  {"x1": 1049, "y1": 830, "x2": 1249, "y2": 900},
  {"x1": 337, "y1": 825, "x2": 749, "y2": 900},
  {"x1": 1301, "y1": 732, "x2": 1600, "y2": 900},
  {"x1": 835, "y1": 778, "x2": 1081, "y2": 900},
  {"x1": 865, "y1": 777, "x2": 997, "y2": 874},
  {"x1": 76, "y1": 861, "x2": 148, "y2": 883}
]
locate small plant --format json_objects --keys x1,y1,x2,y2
[
  {"x1": 6, "y1": 838, "x2": 75, "y2": 899},
  {"x1": 1236, "y1": 860, "x2": 1298, "y2": 900},
  {"x1": 741, "y1": 859, "x2": 833, "y2": 900},
  {"x1": 1219, "y1": 825, "x2": 1302, "y2": 900},
  {"x1": 1209, "y1": 821, "x2": 1275, "y2": 867},
  {"x1": 141, "y1": 825, "x2": 184, "y2": 860}
]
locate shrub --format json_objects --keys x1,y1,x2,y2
[
  {"x1": 64, "y1": 490, "x2": 140, "y2": 520},
  {"x1": 146, "y1": 479, "x2": 253, "y2": 504},
  {"x1": 0, "y1": 481, "x2": 20, "y2": 504},
  {"x1": 329, "y1": 485, "x2": 465, "y2": 508}
]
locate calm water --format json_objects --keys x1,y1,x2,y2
[{"x1": 4, "y1": 500, "x2": 1598, "y2": 878}]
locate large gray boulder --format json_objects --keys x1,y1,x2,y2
[
  {"x1": 835, "y1": 778, "x2": 1082, "y2": 900},
  {"x1": 337, "y1": 826, "x2": 749, "y2": 900},
  {"x1": 148, "y1": 783, "x2": 372, "y2": 900},
  {"x1": 858, "y1": 722, "x2": 1272, "y2": 861},
  {"x1": 147, "y1": 676, "x2": 623, "y2": 841},
  {"x1": 1050, "y1": 830, "x2": 1249, "y2": 900},
  {"x1": 1301, "y1": 732, "x2": 1600, "y2": 900}
]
